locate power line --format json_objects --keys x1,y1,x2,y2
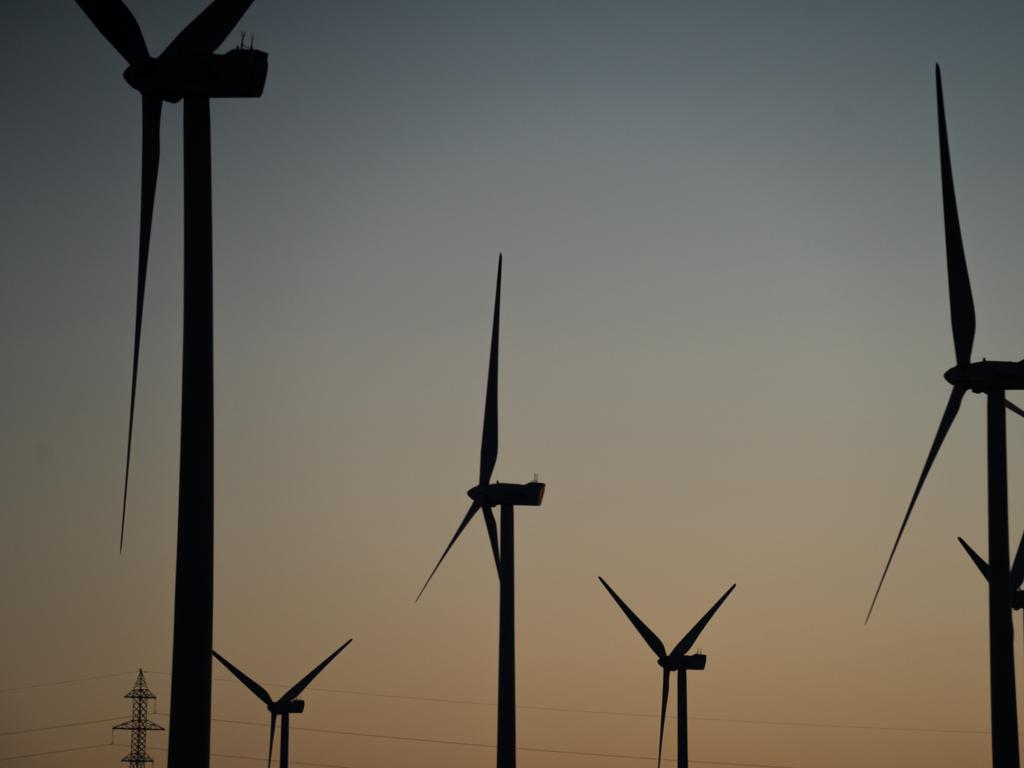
[
  {"x1": 0, "y1": 671, "x2": 134, "y2": 694},
  {"x1": 676, "y1": 714, "x2": 986, "y2": 736},
  {"x1": 210, "y1": 717, "x2": 800, "y2": 767},
  {"x1": 2, "y1": 669, "x2": 991, "y2": 739},
  {"x1": 0, "y1": 742, "x2": 112, "y2": 761},
  {"x1": 0, "y1": 717, "x2": 126, "y2": 737},
  {"x1": 196, "y1": 672, "x2": 990, "y2": 737},
  {"x1": 150, "y1": 745, "x2": 358, "y2": 767},
  {"x1": 3, "y1": 711, "x2": 797, "y2": 767},
  {"x1": 1, "y1": 713, "x2": 797, "y2": 768}
]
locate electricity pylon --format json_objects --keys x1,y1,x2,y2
[{"x1": 113, "y1": 670, "x2": 163, "y2": 767}]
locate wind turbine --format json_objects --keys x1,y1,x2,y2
[
  {"x1": 72, "y1": 2, "x2": 267, "y2": 766},
  {"x1": 958, "y1": 535, "x2": 1024, "y2": 652},
  {"x1": 866, "y1": 65, "x2": 1022, "y2": 768},
  {"x1": 416, "y1": 255, "x2": 546, "y2": 768},
  {"x1": 213, "y1": 640, "x2": 352, "y2": 768},
  {"x1": 599, "y1": 577, "x2": 735, "y2": 768}
]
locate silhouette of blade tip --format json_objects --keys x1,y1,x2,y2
[
  {"x1": 281, "y1": 641, "x2": 351, "y2": 702},
  {"x1": 212, "y1": 650, "x2": 273, "y2": 705},
  {"x1": 670, "y1": 583, "x2": 737, "y2": 658},
  {"x1": 598, "y1": 577, "x2": 666, "y2": 658},
  {"x1": 868, "y1": 386, "x2": 965, "y2": 623},
  {"x1": 417, "y1": 501, "x2": 482, "y2": 602}
]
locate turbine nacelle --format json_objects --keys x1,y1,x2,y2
[
  {"x1": 658, "y1": 653, "x2": 707, "y2": 672},
  {"x1": 467, "y1": 480, "x2": 546, "y2": 507},
  {"x1": 269, "y1": 699, "x2": 305, "y2": 715},
  {"x1": 124, "y1": 48, "x2": 268, "y2": 102},
  {"x1": 944, "y1": 361, "x2": 1024, "y2": 392}
]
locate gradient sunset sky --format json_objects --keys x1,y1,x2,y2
[{"x1": 4, "y1": 1, "x2": 1024, "y2": 766}]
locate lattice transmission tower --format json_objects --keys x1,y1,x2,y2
[{"x1": 113, "y1": 670, "x2": 163, "y2": 767}]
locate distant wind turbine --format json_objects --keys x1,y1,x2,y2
[
  {"x1": 866, "y1": 65, "x2": 1022, "y2": 768},
  {"x1": 599, "y1": 577, "x2": 735, "y2": 768},
  {"x1": 416, "y1": 255, "x2": 546, "y2": 768},
  {"x1": 213, "y1": 641, "x2": 352, "y2": 768},
  {"x1": 72, "y1": 3, "x2": 267, "y2": 766}
]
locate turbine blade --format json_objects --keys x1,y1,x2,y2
[
  {"x1": 212, "y1": 650, "x2": 273, "y2": 706},
  {"x1": 669, "y1": 584, "x2": 736, "y2": 659},
  {"x1": 866, "y1": 384, "x2": 966, "y2": 622},
  {"x1": 120, "y1": 93, "x2": 161, "y2": 552},
  {"x1": 957, "y1": 537, "x2": 991, "y2": 581},
  {"x1": 657, "y1": 667, "x2": 669, "y2": 768},
  {"x1": 74, "y1": 0, "x2": 149, "y2": 65},
  {"x1": 160, "y1": 0, "x2": 255, "y2": 61},
  {"x1": 281, "y1": 639, "x2": 353, "y2": 703},
  {"x1": 416, "y1": 502, "x2": 481, "y2": 602},
  {"x1": 1006, "y1": 399, "x2": 1024, "y2": 420},
  {"x1": 480, "y1": 255, "x2": 501, "y2": 488},
  {"x1": 267, "y1": 712, "x2": 276, "y2": 768},
  {"x1": 483, "y1": 505, "x2": 501, "y2": 573},
  {"x1": 1011, "y1": 530, "x2": 1024, "y2": 589},
  {"x1": 597, "y1": 577, "x2": 666, "y2": 659},
  {"x1": 936, "y1": 65, "x2": 976, "y2": 367}
]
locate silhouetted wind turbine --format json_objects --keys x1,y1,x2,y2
[
  {"x1": 958, "y1": 535, "x2": 1024, "y2": 654},
  {"x1": 866, "y1": 65, "x2": 1020, "y2": 768},
  {"x1": 416, "y1": 255, "x2": 546, "y2": 768},
  {"x1": 599, "y1": 577, "x2": 735, "y2": 768},
  {"x1": 73, "y1": 3, "x2": 267, "y2": 766},
  {"x1": 213, "y1": 641, "x2": 351, "y2": 768}
]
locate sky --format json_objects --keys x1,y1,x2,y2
[{"x1": 4, "y1": 1, "x2": 1024, "y2": 766}]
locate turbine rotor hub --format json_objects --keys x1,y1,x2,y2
[{"x1": 122, "y1": 62, "x2": 155, "y2": 94}]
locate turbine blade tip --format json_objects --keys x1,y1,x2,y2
[{"x1": 864, "y1": 601, "x2": 877, "y2": 625}]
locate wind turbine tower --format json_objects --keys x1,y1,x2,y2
[
  {"x1": 417, "y1": 255, "x2": 546, "y2": 768},
  {"x1": 72, "y1": 3, "x2": 267, "y2": 766},
  {"x1": 213, "y1": 641, "x2": 352, "y2": 768},
  {"x1": 867, "y1": 66, "x2": 1021, "y2": 768},
  {"x1": 599, "y1": 578, "x2": 734, "y2": 768}
]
